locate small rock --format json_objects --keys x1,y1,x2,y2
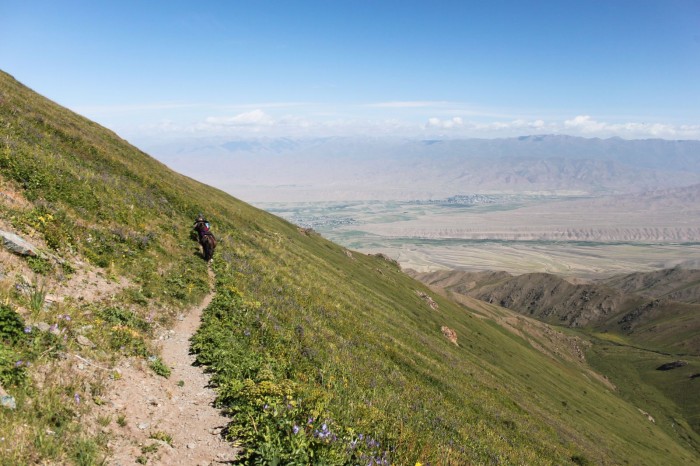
[
  {"x1": 76, "y1": 335, "x2": 95, "y2": 348},
  {"x1": 187, "y1": 443, "x2": 197, "y2": 449},
  {"x1": 137, "y1": 422, "x2": 150, "y2": 430},
  {"x1": 1, "y1": 395, "x2": 16, "y2": 410},
  {"x1": 77, "y1": 363, "x2": 86, "y2": 370},
  {"x1": 656, "y1": 360, "x2": 687, "y2": 371},
  {"x1": 44, "y1": 294, "x2": 62, "y2": 305},
  {"x1": 0, "y1": 230, "x2": 37, "y2": 256},
  {"x1": 441, "y1": 326, "x2": 458, "y2": 346},
  {"x1": 14, "y1": 282, "x2": 32, "y2": 296},
  {"x1": 417, "y1": 290, "x2": 439, "y2": 310}
]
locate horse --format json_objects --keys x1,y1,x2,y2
[{"x1": 193, "y1": 219, "x2": 216, "y2": 261}]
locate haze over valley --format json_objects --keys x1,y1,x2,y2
[
  {"x1": 149, "y1": 135, "x2": 700, "y2": 202},
  {"x1": 149, "y1": 136, "x2": 700, "y2": 277}
]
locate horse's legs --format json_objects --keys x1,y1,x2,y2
[{"x1": 203, "y1": 237, "x2": 213, "y2": 261}]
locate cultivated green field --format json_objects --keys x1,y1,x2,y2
[{"x1": 261, "y1": 200, "x2": 700, "y2": 278}]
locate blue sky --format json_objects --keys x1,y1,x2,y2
[{"x1": 2, "y1": 0, "x2": 699, "y2": 143}]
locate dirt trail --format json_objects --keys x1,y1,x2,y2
[{"x1": 101, "y1": 268, "x2": 238, "y2": 465}]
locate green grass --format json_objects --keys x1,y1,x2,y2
[
  {"x1": 587, "y1": 340, "x2": 700, "y2": 448},
  {"x1": 2, "y1": 69, "x2": 700, "y2": 465},
  {"x1": 191, "y1": 223, "x2": 700, "y2": 464},
  {"x1": 0, "y1": 69, "x2": 210, "y2": 464},
  {"x1": 149, "y1": 357, "x2": 171, "y2": 378}
]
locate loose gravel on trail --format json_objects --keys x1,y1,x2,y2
[{"x1": 100, "y1": 270, "x2": 238, "y2": 465}]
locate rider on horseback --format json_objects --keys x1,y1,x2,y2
[
  {"x1": 193, "y1": 214, "x2": 216, "y2": 261},
  {"x1": 193, "y1": 214, "x2": 211, "y2": 240}
]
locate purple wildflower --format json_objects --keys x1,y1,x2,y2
[
  {"x1": 292, "y1": 425, "x2": 300, "y2": 435},
  {"x1": 14, "y1": 360, "x2": 23, "y2": 367},
  {"x1": 314, "y1": 422, "x2": 332, "y2": 440},
  {"x1": 74, "y1": 393, "x2": 80, "y2": 404},
  {"x1": 23, "y1": 326, "x2": 32, "y2": 334}
]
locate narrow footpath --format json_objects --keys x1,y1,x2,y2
[{"x1": 101, "y1": 269, "x2": 238, "y2": 465}]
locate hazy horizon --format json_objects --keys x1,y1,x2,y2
[{"x1": 142, "y1": 134, "x2": 700, "y2": 203}]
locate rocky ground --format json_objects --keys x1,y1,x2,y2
[{"x1": 94, "y1": 269, "x2": 238, "y2": 465}]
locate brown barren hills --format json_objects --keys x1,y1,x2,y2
[{"x1": 410, "y1": 267, "x2": 700, "y2": 355}]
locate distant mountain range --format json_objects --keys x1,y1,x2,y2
[{"x1": 146, "y1": 135, "x2": 700, "y2": 201}]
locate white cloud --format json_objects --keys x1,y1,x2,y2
[
  {"x1": 420, "y1": 114, "x2": 700, "y2": 140},
  {"x1": 426, "y1": 116, "x2": 464, "y2": 129},
  {"x1": 116, "y1": 105, "x2": 700, "y2": 143},
  {"x1": 562, "y1": 115, "x2": 700, "y2": 139},
  {"x1": 564, "y1": 115, "x2": 606, "y2": 132},
  {"x1": 205, "y1": 109, "x2": 275, "y2": 126},
  {"x1": 424, "y1": 117, "x2": 557, "y2": 134}
]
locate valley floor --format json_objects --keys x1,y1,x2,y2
[{"x1": 258, "y1": 198, "x2": 700, "y2": 278}]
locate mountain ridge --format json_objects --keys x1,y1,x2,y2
[
  {"x1": 147, "y1": 134, "x2": 700, "y2": 201},
  {"x1": 410, "y1": 267, "x2": 700, "y2": 354}
]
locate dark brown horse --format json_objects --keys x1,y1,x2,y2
[{"x1": 193, "y1": 218, "x2": 216, "y2": 261}]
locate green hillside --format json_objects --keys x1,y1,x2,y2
[
  {"x1": 413, "y1": 268, "x2": 700, "y2": 461},
  {"x1": 1, "y1": 70, "x2": 699, "y2": 464}
]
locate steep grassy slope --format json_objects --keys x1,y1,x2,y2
[
  {"x1": 415, "y1": 269, "x2": 700, "y2": 458},
  {"x1": 1, "y1": 70, "x2": 699, "y2": 464},
  {"x1": 0, "y1": 70, "x2": 216, "y2": 463}
]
